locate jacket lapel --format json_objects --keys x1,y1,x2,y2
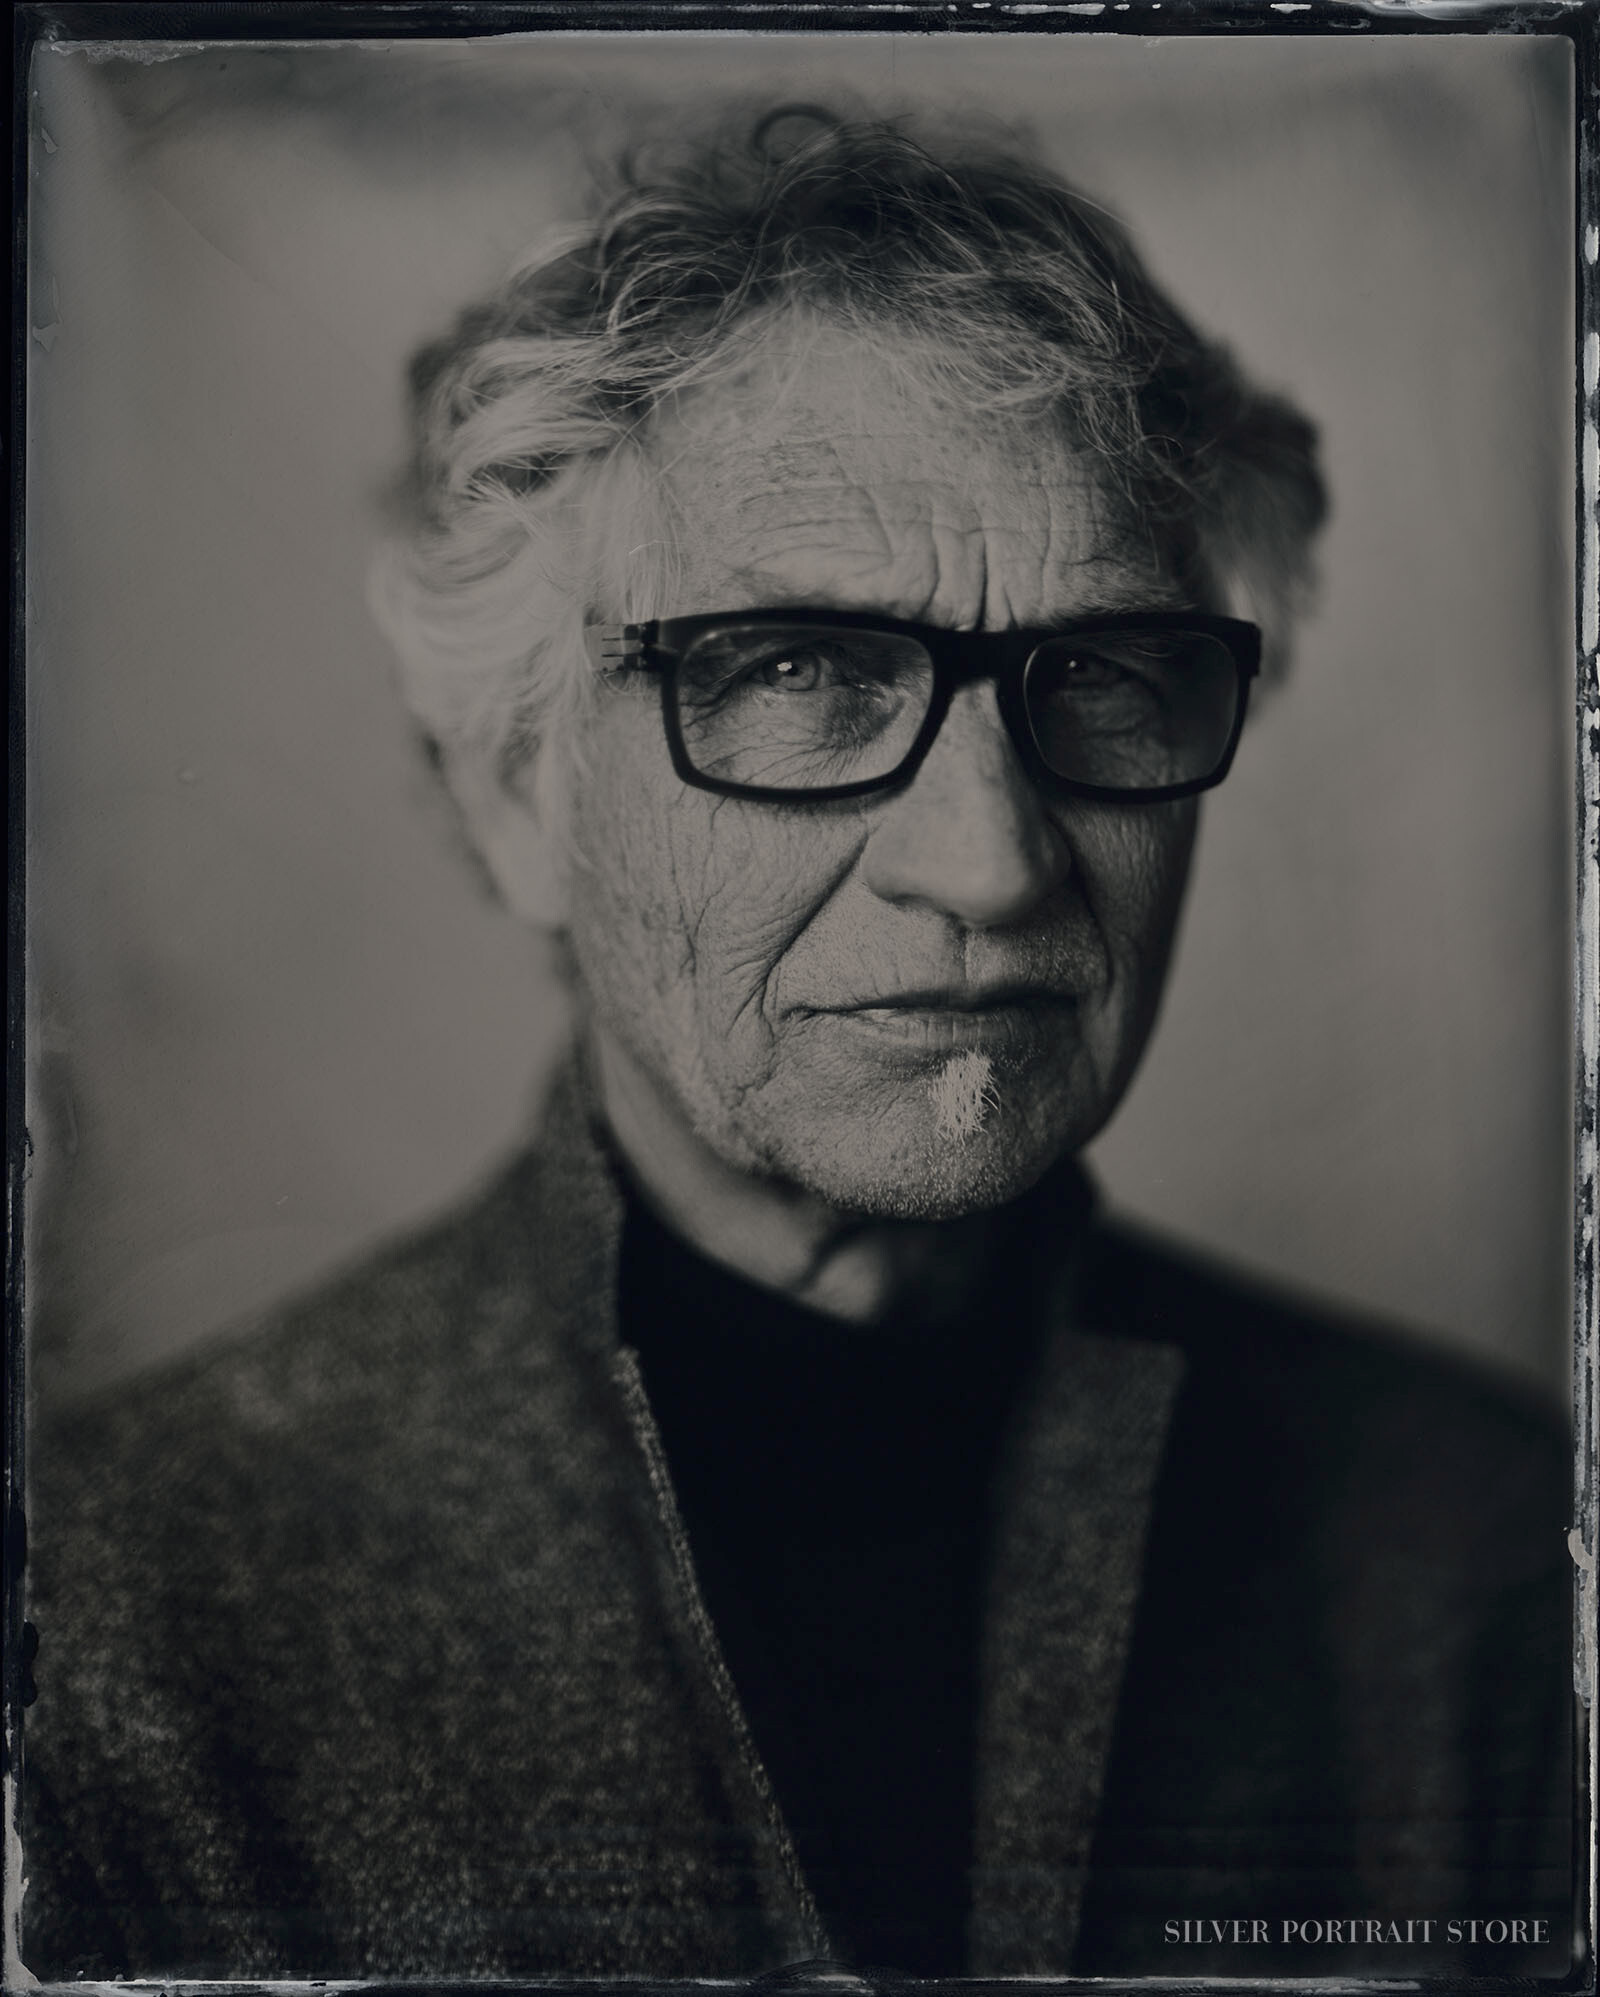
[
  {"x1": 971, "y1": 1290, "x2": 1186, "y2": 1975},
  {"x1": 523, "y1": 1058, "x2": 829, "y2": 1971}
]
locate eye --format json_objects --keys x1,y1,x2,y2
[
  {"x1": 1053, "y1": 653, "x2": 1143, "y2": 701},
  {"x1": 1061, "y1": 638, "x2": 1182, "y2": 684},
  {"x1": 676, "y1": 622, "x2": 934, "y2": 711},
  {"x1": 745, "y1": 642, "x2": 848, "y2": 692}
]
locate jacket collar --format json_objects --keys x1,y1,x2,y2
[{"x1": 525, "y1": 1045, "x2": 1186, "y2": 1975}]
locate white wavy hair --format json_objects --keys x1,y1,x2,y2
[{"x1": 370, "y1": 107, "x2": 1326, "y2": 789}]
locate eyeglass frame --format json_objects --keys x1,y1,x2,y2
[{"x1": 582, "y1": 606, "x2": 1262, "y2": 806}]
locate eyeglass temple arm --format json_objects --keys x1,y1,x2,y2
[{"x1": 583, "y1": 623, "x2": 656, "y2": 671}]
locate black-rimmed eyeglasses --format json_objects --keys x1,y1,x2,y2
[{"x1": 583, "y1": 608, "x2": 1261, "y2": 805}]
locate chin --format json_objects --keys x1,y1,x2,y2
[{"x1": 762, "y1": 1087, "x2": 1100, "y2": 1222}]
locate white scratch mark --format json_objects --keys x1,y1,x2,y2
[
  {"x1": 32, "y1": 273, "x2": 60, "y2": 351},
  {"x1": 5, "y1": 1767, "x2": 38, "y2": 1988},
  {"x1": 931, "y1": 1051, "x2": 999, "y2": 1142},
  {"x1": 1585, "y1": 422, "x2": 1598, "y2": 656}
]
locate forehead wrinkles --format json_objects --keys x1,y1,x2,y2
[{"x1": 658, "y1": 425, "x2": 1125, "y2": 627}]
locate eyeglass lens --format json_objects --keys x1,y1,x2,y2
[
  {"x1": 673, "y1": 620, "x2": 1240, "y2": 795},
  {"x1": 1023, "y1": 630, "x2": 1241, "y2": 793},
  {"x1": 676, "y1": 623, "x2": 934, "y2": 791}
]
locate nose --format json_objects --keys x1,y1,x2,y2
[{"x1": 859, "y1": 680, "x2": 1072, "y2": 925}]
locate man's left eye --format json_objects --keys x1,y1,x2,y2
[{"x1": 746, "y1": 645, "x2": 840, "y2": 691}]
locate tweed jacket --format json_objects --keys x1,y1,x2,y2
[{"x1": 23, "y1": 1062, "x2": 1573, "y2": 1982}]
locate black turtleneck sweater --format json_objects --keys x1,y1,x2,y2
[{"x1": 618, "y1": 1178, "x2": 1084, "y2": 1975}]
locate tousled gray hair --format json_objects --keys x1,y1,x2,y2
[{"x1": 371, "y1": 106, "x2": 1326, "y2": 783}]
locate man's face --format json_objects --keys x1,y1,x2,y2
[{"x1": 562, "y1": 332, "x2": 1199, "y2": 1219}]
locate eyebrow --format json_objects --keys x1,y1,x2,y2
[
  {"x1": 1051, "y1": 558, "x2": 1199, "y2": 617},
  {"x1": 711, "y1": 542, "x2": 1199, "y2": 625},
  {"x1": 713, "y1": 580, "x2": 1202, "y2": 626},
  {"x1": 1068, "y1": 583, "x2": 1199, "y2": 618}
]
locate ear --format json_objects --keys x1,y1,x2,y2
[{"x1": 445, "y1": 739, "x2": 573, "y2": 931}]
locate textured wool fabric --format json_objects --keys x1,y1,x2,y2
[
  {"x1": 22, "y1": 1058, "x2": 1573, "y2": 1980},
  {"x1": 1069, "y1": 1228, "x2": 1573, "y2": 1979}
]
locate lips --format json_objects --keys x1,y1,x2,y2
[
  {"x1": 834, "y1": 982, "x2": 1073, "y2": 1012},
  {"x1": 808, "y1": 987, "x2": 1083, "y2": 1057}
]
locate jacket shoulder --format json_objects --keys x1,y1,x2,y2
[
  {"x1": 1076, "y1": 1222, "x2": 1573, "y2": 1974},
  {"x1": 33, "y1": 1062, "x2": 626, "y2": 1530},
  {"x1": 19, "y1": 1083, "x2": 702, "y2": 1980},
  {"x1": 1079, "y1": 1212, "x2": 1570, "y2": 1651},
  {"x1": 1082, "y1": 1212, "x2": 1567, "y2": 1472}
]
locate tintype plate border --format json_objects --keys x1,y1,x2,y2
[{"x1": 6, "y1": 4, "x2": 1597, "y2": 1992}]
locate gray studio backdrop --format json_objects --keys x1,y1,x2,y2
[{"x1": 25, "y1": 33, "x2": 1574, "y2": 1403}]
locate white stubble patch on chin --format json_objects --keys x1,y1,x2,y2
[{"x1": 930, "y1": 1050, "x2": 1000, "y2": 1142}]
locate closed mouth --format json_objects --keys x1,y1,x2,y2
[
  {"x1": 808, "y1": 989, "x2": 1082, "y2": 1055},
  {"x1": 823, "y1": 985, "x2": 1081, "y2": 1015}
]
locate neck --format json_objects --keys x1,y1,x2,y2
[{"x1": 585, "y1": 1023, "x2": 1003, "y2": 1324}]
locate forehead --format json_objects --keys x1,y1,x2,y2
[{"x1": 646, "y1": 329, "x2": 1174, "y2": 628}]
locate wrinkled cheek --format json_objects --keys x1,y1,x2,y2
[
  {"x1": 567, "y1": 776, "x2": 797, "y2": 1093},
  {"x1": 564, "y1": 763, "x2": 696, "y2": 1049},
  {"x1": 660, "y1": 818, "x2": 842, "y2": 1083},
  {"x1": 1072, "y1": 803, "x2": 1196, "y2": 1058},
  {"x1": 1137, "y1": 803, "x2": 1199, "y2": 969},
  {"x1": 1087, "y1": 804, "x2": 1195, "y2": 959}
]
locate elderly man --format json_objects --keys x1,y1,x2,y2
[{"x1": 25, "y1": 111, "x2": 1570, "y2": 1983}]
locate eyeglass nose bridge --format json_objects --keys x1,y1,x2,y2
[
  {"x1": 884, "y1": 631, "x2": 1097, "y2": 807},
  {"x1": 885, "y1": 646, "x2": 1040, "y2": 801}
]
